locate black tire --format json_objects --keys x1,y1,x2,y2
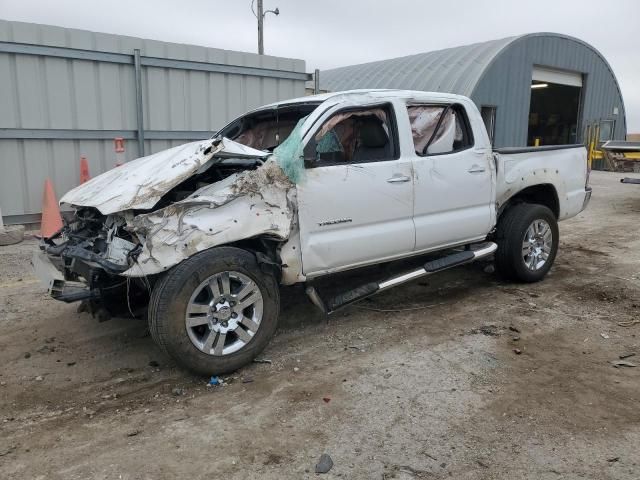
[
  {"x1": 148, "y1": 246, "x2": 280, "y2": 376},
  {"x1": 495, "y1": 203, "x2": 559, "y2": 283}
]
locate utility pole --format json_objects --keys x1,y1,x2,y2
[
  {"x1": 257, "y1": 0, "x2": 264, "y2": 55},
  {"x1": 253, "y1": 0, "x2": 279, "y2": 55}
]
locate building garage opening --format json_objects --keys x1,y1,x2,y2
[{"x1": 527, "y1": 66, "x2": 582, "y2": 146}]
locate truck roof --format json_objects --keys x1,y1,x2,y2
[{"x1": 259, "y1": 89, "x2": 472, "y2": 110}]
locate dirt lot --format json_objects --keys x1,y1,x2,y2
[{"x1": 1, "y1": 170, "x2": 640, "y2": 479}]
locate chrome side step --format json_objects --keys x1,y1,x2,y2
[{"x1": 306, "y1": 242, "x2": 497, "y2": 315}]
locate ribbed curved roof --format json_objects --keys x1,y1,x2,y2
[
  {"x1": 319, "y1": 33, "x2": 627, "y2": 147},
  {"x1": 320, "y1": 36, "x2": 517, "y2": 96}
]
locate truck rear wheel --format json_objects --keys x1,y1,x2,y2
[
  {"x1": 148, "y1": 247, "x2": 280, "y2": 376},
  {"x1": 495, "y1": 203, "x2": 558, "y2": 283}
]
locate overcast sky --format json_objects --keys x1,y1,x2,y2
[{"x1": 1, "y1": 0, "x2": 638, "y2": 131}]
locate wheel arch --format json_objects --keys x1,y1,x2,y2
[
  {"x1": 498, "y1": 183, "x2": 560, "y2": 220},
  {"x1": 225, "y1": 236, "x2": 285, "y2": 281}
]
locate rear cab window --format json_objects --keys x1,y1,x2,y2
[
  {"x1": 304, "y1": 104, "x2": 399, "y2": 167},
  {"x1": 407, "y1": 104, "x2": 474, "y2": 156}
]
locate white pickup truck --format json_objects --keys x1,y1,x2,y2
[{"x1": 34, "y1": 90, "x2": 591, "y2": 375}]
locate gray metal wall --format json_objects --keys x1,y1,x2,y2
[
  {"x1": 472, "y1": 33, "x2": 626, "y2": 148},
  {"x1": 0, "y1": 20, "x2": 308, "y2": 224}
]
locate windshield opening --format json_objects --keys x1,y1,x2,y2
[{"x1": 217, "y1": 103, "x2": 320, "y2": 152}]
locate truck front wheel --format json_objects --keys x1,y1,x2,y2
[
  {"x1": 148, "y1": 247, "x2": 280, "y2": 376},
  {"x1": 495, "y1": 203, "x2": 559, "y2": 283}
]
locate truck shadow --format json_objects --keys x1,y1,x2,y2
[{"x1": 278, "y1": 256, "x2": 496, "y2": 330}]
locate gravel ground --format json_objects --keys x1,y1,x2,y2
[{"x1": 1, "y1": 170, "x2": 639, "y2": 479}]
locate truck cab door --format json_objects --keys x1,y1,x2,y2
[
  {"x1": 409, "y1": 103, "x2": 494, "y2": 251},
  {"x1": 297, "y1": 102, "x2": 415, "y2": 277}
]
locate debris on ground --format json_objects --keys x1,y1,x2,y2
[
  {"x1": 618, "y1": 319, "x2": 640, "y2": 327},
  {"x1": 607, "y1": 456, "x2": 620, "y2": 463},
  {"x1": 619, "y1": 353, "x2": 636, "y2": 359},
  {"x1": 34, "y1": 375, "x2": 43, "y2": 381},
  {"x1": 208, "y1": 376, "x2": 220, "y2": 386},
  {"x1": 23, "y1": 352, "x2": 31, "y2": 359},
  {"x1": 600, "y1": 333, "x2": 610, "y2": 339},
  {"x1": 513, "y1": 348, "x2": 522, "y2": 355},
  {"x1": 509, "y1": 325, "x2": 521, "y2": 333},
  {"x1": 0, "y1": 445, "x2": 17, "y2": 457},
  {"x1": 471, "y1": 325, "x2": 502, "y2": 336},
  {"x1": 37, "y1": 345, "x2": 55, "y2": 354},
  {"x1": 172, "y1": 388, "x2": 185, "y2": 396},
  {"x1": 241, "y1": 378, "x2": 254, "y2": 384},
  {"x1": 322, "y1": 397, "x2": 331, "y2": 403},
  {"x1": 253, "y1": 358, "x2": 272, "y2": 364},
  {"x1": 315, "y1": 453, "x2": 334, "y2": 474},
  {"x1": 127, "y1": 430, "x2": 141, "y2": 437},
  {"x1": 611, "y1": 360, "x2": 637, "y2": 368}
]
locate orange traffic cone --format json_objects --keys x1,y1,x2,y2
[
  {"x1": 41, "y1": 179, "x2": 63, "y2": 238},
  {"x1": 79, "y1": 155, "x2": 90, "y2": 184}
]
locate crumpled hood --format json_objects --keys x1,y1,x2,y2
[{"x1": 60, "y1": 138, "x2": 269, "y2": 214}]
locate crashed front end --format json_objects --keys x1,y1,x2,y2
[
  {"x1": 35, "y1": 208, "x2": 148, "y2": 318},
  {"x1": 34, "y1": 136, "x2": 297, "y2": 319}
]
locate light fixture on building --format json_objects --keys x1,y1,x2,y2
[{"x1": 531, "y1": 83, "x2": 549, "y2": 89}]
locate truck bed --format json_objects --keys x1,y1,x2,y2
[{"x1": 493, "y1": 144, "x2": 588, "y2": 220}]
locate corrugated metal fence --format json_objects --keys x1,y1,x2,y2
[{"x1": 0, "y1": 20, "x2": 309, "y2": 224}]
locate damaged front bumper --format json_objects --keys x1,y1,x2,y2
[
  {"x1": 33, "y1": 211, "x2": 151, "y2": 319},
  {"x1": 32, "y1": 250, "x2": 99, "y2": 303}
]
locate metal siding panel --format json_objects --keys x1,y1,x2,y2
[
  {"x1": 96, "y1": 62, "x2": 125, "y2": 129},
  {"x1": 0, "y1": 54, "x2": 19, "y2": 127},
  {"x1": 145, "y1": 66, "x2": 171, "y2": 130},
  {"x1": 51, "y1": 140, "x2": 81, "y2": 199},
  {"x1": 188, "y1": 70, "x2": 208, "y2": 130},
  {"x1": 43, "y1": 57, "x2": 75, "y2": 128},
  {"x1": 0, "y1": 140, "x2": 26, "y2": 216},
  {"x1": 71, "y1": 59, "x2": 100, "y2": 128},
  {"x1": 0, "y1": 20, "x2": 307, "y2": 219},
  {"x1": 15, "y1": 55, "x2": 47, "y2": 128},
  {"x1": 22, "y1": 140, "x2": 50, "y2": 214},
  {"x1": 245, "y1": 54, "x2": 262, "y2": 112},
  {"x1": 259, "y1": 56, "x2": 281, "y2": 107},
  {"x1": 208, "y1": 72, "x2": 228, "y2": 129},
  {"x1": 168, "y1": 68, "x2": 187, "y2": 130},
  {"x1": 8, "y1": 21, "x2": 41, "y2": 44},
  {"x1": 0, "y1": 20, "x2": 11, "y2": 42}
]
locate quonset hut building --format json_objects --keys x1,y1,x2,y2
[{"x1": 320, "y1": 33, "x2": 626, "y2": 149}]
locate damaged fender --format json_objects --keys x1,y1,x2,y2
[{"x1": 124, "y1": 160, "x2": 296, "y2": 276}]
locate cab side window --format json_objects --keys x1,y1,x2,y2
[
  {"x1": 408, "y1": 104, "x2": 473, "y2": 155},
  {"x1": 305, "y1": 105, "x2": 398, "y2": 166}
]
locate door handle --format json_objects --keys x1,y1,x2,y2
[
  {"x1": 467, "y1": 165, "x2": 486, "y2": 173},
  {"x1": 387, "y1": 175, "x2": 411, "y2": 183}
]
